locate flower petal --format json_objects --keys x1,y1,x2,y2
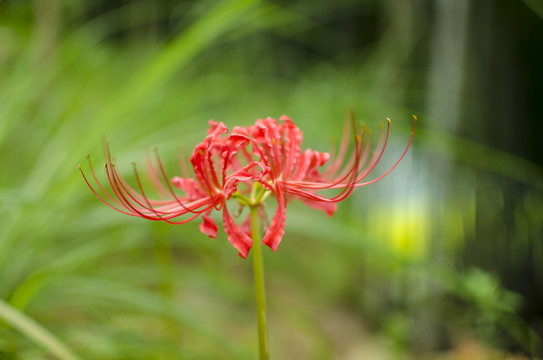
[
  {"x1": 199, "y1": 214, "x2": 218, "y2": 238},
  {"x1": 262, "y1": 187, "x2": 287, "y2": 252},
  {"x1": 241, "y1": 213, "x2": 252, "y2": 236},
  {"x1": 280, "y1": 115, "x2": 303, "y2": 177},
  {"x1": 223, "y1": 205, "x2": 253, "y2": 258},
  {"x1": 171, "y1": 176, "x2": 206, "y2": 200}
]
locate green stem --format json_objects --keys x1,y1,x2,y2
[{"x1": 250, "y1": 205, "x2": 270, "y2": 360}]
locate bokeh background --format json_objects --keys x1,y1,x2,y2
[{"x1": 1, "y1": 0, "x2": 542, "y2": 359}]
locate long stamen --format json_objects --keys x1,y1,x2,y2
[
  {"x1": 285, "y1": 121, "x2": 366, "y2": 193},
  {"x1": 282, "y1": 116, "x2": 415, "y2": 204},
  {"x1": 86, "y1": 155, "x2": 124, "y2": 206},
  {"x1": 113, "y1": 162, "x2": 175, "y2": 207},
  {"x1": 325, "y1": 109, "x2": 356, "y2": 176},
  {"x1": 108, "y1": 161, "x2": 214, "y2": 222},
  {"x1": 355, "y1": 115, "x2": 416, "y2": 187},
  {"x1": 131, "y1": 162, "x2": 175, "y2": 220},
  {"x1": 131, "y1": 163, "x2": 214, "y2": 222},
  {"x1": 106, "y1": 161, "x2": 184, "y2": 220},
  {"x1": 147, "y1": 154, "x2": 172, "y2": 199},
  {"x1": 178, "y1": 148, "x2": 190, "y2": 178},
  {"x1": 154, "y1": 148, "x2": 203, "y2": 214},
  {"x1": 107, "y1": 162, "x2": 165, "y2": 219},
  {"x1": 351, "y1": 119, "x2": 389, "y2": 183},
  {"x1": 105, "y1": 162, "x2": 133, "y2": 211},
  {"x1": 79, "y1": 165, "x2": 136, "y2": 216}
]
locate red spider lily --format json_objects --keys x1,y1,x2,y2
[{"x1": 80, "y1": 115, "x2": 415, "y2": 258}]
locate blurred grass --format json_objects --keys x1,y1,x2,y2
[
  {"x1": 0, "y1": 299, "x2": 80, "y2": 360},
  {"x1": 0, "y1": 0, "x2": 542, "y2": 359}
]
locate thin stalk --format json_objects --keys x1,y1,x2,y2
[{"x1": 250, "y1": 205, "x2": 270, "y2": 360}]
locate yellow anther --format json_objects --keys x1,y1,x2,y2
[
  {"x1": 355, "y1": 135, "x2": 362, "y2": 143},
  {"x1": 412, "y1": 115, "x2": 418, "y2": 121},
  {"x1": 78, "y1": 164, "x2": 81, "y2": 170},
  {"x1": 386, "y1": 117, "x2": 391, "y2": 124}
]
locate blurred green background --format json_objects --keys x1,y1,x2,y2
[{"x1": 1, "y1": 0, "x2": 543, "y2": 359}]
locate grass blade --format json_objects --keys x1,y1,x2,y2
[{"x1": 0, "y1": 298, "x2": 81, "y2": 360}]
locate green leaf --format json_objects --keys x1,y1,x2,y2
[{"x1": 0, "y1": 298, "x2": 81, "y2": 360}]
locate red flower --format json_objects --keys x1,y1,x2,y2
[{"x1": 80, "y1": 115, "x2": 415, "y2": 258}]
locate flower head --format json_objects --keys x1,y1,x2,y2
[{"x1": 80, "y1": 114, "x2": 415, "y2": 258}]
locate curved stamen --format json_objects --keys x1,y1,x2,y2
[
  {"x1": 154, "y1": 149, "x2": 205, "y2": 214},
  {"x1": 355, "y1": 115, "x2": 416, "y2": 187}
]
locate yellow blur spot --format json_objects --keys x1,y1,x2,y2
[{"x1": 371, "y1": 203, "x2": 429, "y2": 261}]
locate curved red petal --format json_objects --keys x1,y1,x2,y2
[
  {"x1": 262, "y1": 187, "x2": 287, "y2": 252},
  {"x1": 199, "y1": 214, "x2": 218, "y2": 238},
  {"x1": 171, "y1": 176, "x2": 206, "y2": 200},
  {"x1": 223, "y1": 205, "x2": 253, "y2": 258},
  {"x1": 281, "y1": 115, "x2": 303, "y2": 177}
]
